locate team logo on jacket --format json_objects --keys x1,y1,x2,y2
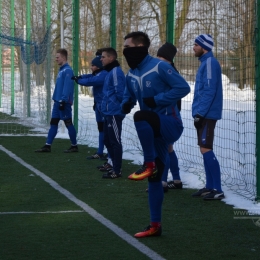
[
  {"x1": 167, "y1": 69, "x2": 172, "y2": 74},
  {"x1": 146, "y1": 81, "x2": 151, "y2": 88}
]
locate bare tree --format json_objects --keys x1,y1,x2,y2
[{"x1": 0, "y1": 0, "x2": 256, "y2": 92}]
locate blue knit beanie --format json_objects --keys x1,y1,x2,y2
[
  {"x1": 195, "y1": 34, "x2": 214, "y2": 51},
  {"x1": 91, "y1": 55, "x2": 102, "y2": 68}
]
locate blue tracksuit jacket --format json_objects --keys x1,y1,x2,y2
[
  {"x1": 122, "y1": 55, "x2": 190, "y2": 122},
  {"x1": 52, "y1": 63, "x2": 74, "y2": 104},
  {"x1": 192, "y1": 51, "x2": 223, "y2": 120},
  {"x1": 101, "y1": 66, "x2": 126, "y2": 117},
  {"x1": 77, "y1": 70, "x2": 108, "y2": 106}
]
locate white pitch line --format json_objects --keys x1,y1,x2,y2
[
  {"x1": 0, "y1": 145, "x2": 165, "y2": 260},
  {"x1": 0, "y1": 210, "x2": 85, "y2": 215},
  {"x1": 234, "y1": 217, "x2": 260, "y2": 219}
]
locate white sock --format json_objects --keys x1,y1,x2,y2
[{"x1": 108, "y1": 158, "x2": 113, "y2": 166}]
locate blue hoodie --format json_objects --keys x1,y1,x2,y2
[
  {"x1": 192, "y1": 51, "x2": 223, "y2": 120},
  {"x1": 122, "y1": 55, "x2": 190, "y2": 123},
  {"x1": 52, "y1": 63, "x2": 74, "y2": 104}
]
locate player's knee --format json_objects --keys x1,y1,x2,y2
[
  {"x1": 133, "y1": 111, "x2": 144, "y2": 122},
  {"x1": 200, "y1": 147, "x2": 212, "y2": 154},
  {"x1": 97, "y1": 122, "x2": 104, "y2": 132},
  {"x1": 64, "y1": 118, "x2": 72, "y2": 127},
  {"x1": 133, "y1": 110, "x2": 159, "y2": 124},
  {"x1": 50, "y1": 118, "x2": 60, "y2": 125},
  {"x1": 133, "y1": 110, "x2": 160, "y2": 137}
]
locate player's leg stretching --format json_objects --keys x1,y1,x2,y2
[
  {"x1": 128, "y1": 111, "x2": 160, "y2": 181},
  {"x1": 133, "y1": 111, "x2": 183, "y2": 238}
]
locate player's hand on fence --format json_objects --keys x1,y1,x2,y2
[
  {"x1": 59, "y1": 100, "x2": 66, "y2": 111},
  {"x1": 194, "y1": 114, "x2": 204, "y2": 128},
  {"x1": 143, "y1": 97, "x2": 156, "y2": 108}
]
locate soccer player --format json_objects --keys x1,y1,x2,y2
[
  {"x1": 35, "y1": 48, "x2": 77, "y2": 153},
  {"x1": 72, "y1": 54, "x2": 108, "y2": 160},
  {"x1": 122, "y1": 31, "x2": 190, "y2": 237},
  {"x1": 100, "y1": 47, "x2": 125, "y2": 179},
  {"x1": 156, "y1": 42, "x2": 183, "y2": 191},
  {"x1": 191, "y1": 34, "x2": 224, "y2": 200}
]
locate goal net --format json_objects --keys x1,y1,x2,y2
[{"x1": 0, "y1": 26, "x2": 52, "y2": 134}]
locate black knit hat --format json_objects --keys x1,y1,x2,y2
[{"x1": 157, "y1": 42, "x2": 177, "y2": 62}]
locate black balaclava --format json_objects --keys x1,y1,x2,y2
[{"x1": 123, "y1": 46, "x2": 148, "y2": 69}]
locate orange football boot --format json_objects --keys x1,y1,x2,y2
[
  {"x1": 128, "y1": 162, "x2": 157, "y2": 181},
  {"x1": 134, "y1": 224, "x2": 162, "y2": 238}
]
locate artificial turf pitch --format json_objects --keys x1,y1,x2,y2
[{"x1": 0, "y1": 136, "x2": 259, "y2": 260}]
